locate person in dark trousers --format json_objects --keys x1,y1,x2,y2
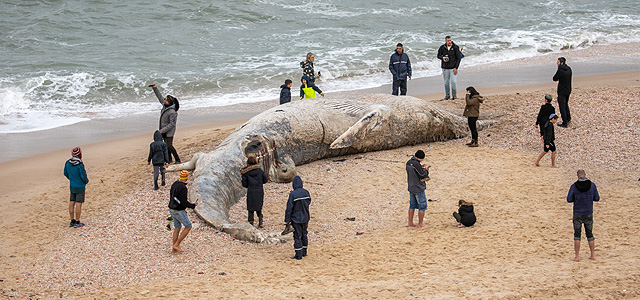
[
  {"x1": 149, "y1": 83, "x2": 181, "y2": 163},
  {"x1": 535, "y1": 95, "x2": 556, "y2": 137},
  {"x1": 406, "y1": 150, "x2": 430, "y2": 228},
  {"x1": 553, "y1": 57, "x2": 572, "y2": 127},
  {"x1": 300, "y1": 52, "x2": 321, "y2": 84},
  {"x1": 389, "y1": 43, "x2": 412, "y2": 96},
  {"x1": 299, "y1": 75, "x2": 324, "y2": 100},
  {"x1": 567, "y1": 169, "x2": 600, "y2": 261},
  {"x1": 280, "y1": 79, "x2": 292, "y2": 105},
  {"x1": 241, "y1": 156, "x2": 269, "y2": 228},
  {"x1": 463, "y1": 86, "x2": 484, "y2": 147},
  {"x1": 64, "y1": 147, "x2": 89, "y2": 227},
  {"x1": 535, "y1": 114, "x2": 559, "y2": 168},
  {"x1": 437, "y1": 36, "x2": 462, "y2": 100},
  {"x1": 148, "y1": 130, "x2": 170, "y2": 190},
  {"x1": 168, "y1": 170, "x2": 197, "y2": 253},
  {"x1": 284, "y1": 176, "x2": 311, "y2": 260},
  {"x1": 453, "y1": 200, "x2": 476, "y2": 227}
]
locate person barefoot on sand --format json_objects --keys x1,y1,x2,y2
[
  {"x1": 567, "y1": 169, "x2": 600, "y2": 261},
  {"x1": 405, "y1": 150, "x2": 430, "y2": 228},
  {"x1": 534, "y1": 114, "x2": 559, "y2": 168},
  {"x1": 168, "y1": 170, "x2": 197, "y2": 253}
]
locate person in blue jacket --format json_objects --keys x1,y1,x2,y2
[
  {"x1": 284, "y1": 176, "x2": 311, "y2": 260},
  {"x1": 299, "y1": 75, "x2": 324, "y2": 100},
  {"x1": 567, "y1": 169, "x2": 600, "y2": 262},
  {"x1": 64, "y1": 147, "x2": 89, "y2": 227},
  {"x1": 389, "y1": 43, "x2": 412, "y2": 96}
]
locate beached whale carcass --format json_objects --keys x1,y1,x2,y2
[{"x1": 170, "y1": 94, "x2": 492, "y2": 243}]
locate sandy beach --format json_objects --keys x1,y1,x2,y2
[{"x1": 2, "y1": 50, "x2": 640, "y2": 299}]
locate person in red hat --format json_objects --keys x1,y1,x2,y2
[{"x1": 64, "y1": 147, "x2": 89, "y2": 227}]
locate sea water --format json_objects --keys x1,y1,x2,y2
[{"x1": 1, "y1": 0, "x2": 639, "y2": 133}]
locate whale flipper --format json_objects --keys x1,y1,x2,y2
[{"x1": 329, "y1": 105, "x2": 390, "y2": 149}]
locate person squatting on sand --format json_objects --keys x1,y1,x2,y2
[
  {"x1": 453, "y1": 200, "x2": 476, "y2": 228},
  {"x1": 388, "y1": 43, "x2": 412, "y2": 96},
  {"x1": 405, "y1": 150, "x2": 430, "y2": 228},
  {"x1": 567, "y1": 169, "x2": 600, "y2": 261},
  {"x1": 437, "y1": 36, "x2": 462, "y2": 100},
  {"x1": 299, "y1": 75, "x2": 324, "y2": 100},
  {"x1": 280, "y1": 79, "x2": 292, "y2": 105},
  {"x1": 150, "y1": 83, "x2": 181, "y2": 164},
  {"x1": 148, "y1": 130, "x2": 170, "y2": 190},
  {"x1": 168, "y1": 170, "x2": 197, "y2": 253},
  {"x1": 463, "y1": 86, "x2": 484, "y2": 147},
  {"x1": 553, "y1": 57, "x2": 572, "y2": 127},
  {"x1": 534, "y1": 114, "x2": 559, "y2": 168},
  {"x1": 284, "y1": 176, "x2": 311, "y2": 260},
  {"x1": 241, "y1": 156, "x2": 269, "y2": 228},
  {"x1": 535, "y1": 95, "x2": 556, "y2": 137},
  {"x1": 300, "y1": 52, "x2": 321, "y2": 84},
  {"x1": 64, "y1": 147, "x2": 89, "y2": 228}
]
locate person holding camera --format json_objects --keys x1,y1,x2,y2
[
  {"x1": 300, "y1": 52, "x2": 321, "y2": 84},
  {"x1": 437, "y1": 36, "x2": 462, "y2": 100},
  {"x1": 150, "y1": 84, "x2": 181, "y2": 164},
  {"x1": 405, "y1": 150, "x2": 430, "y2": 228}
]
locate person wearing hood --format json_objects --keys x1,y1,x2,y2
[
  {"x1": 453, "y1": 200, "x2": 476, "y2": 227},
  {"x1": 463, "y1": 86, "x2": 484, "y2": 147},
  {"x1": 241, "y1": 156, "x2": 269, "y2": 228},
  {"x1": 553, "y1": 57, "x2": 572, "y2": 127},
  {"x1": 299, "y1": 75, "x2": 324, "y2": 100},
  {"x1": 406, "y1": 150, "x2": 430, "y2": 228},
  {"x1": 300, "y1": 52, "x2": 321, "y2": 84},
  {"x1": 64, "y1": 147, "x2": 89, "y2": 227},
  {"x1": 567, "y1": 169, "x2": 600, "y2": 261},
  {"x1": 389, "y1": 43, "x2": 412, "y2": 96},
  {"x1": 284, "y1": 176, "x2": 311, "y2": 260},
  {"x1": 535, "y1": 95, "x2": 556, "y2": 137},
  {"x1": 149, "y1": 83, "x2": 181, "y2": 164},
  {"x1": 437, "y1": 36, "x2": 462, "y2": 100},
  {"x1": 280, "y1": 79, "x2": 292, "y2": 105},
  {"x1": 148, "y1": 130, "x2": 170, "y2": 190}
]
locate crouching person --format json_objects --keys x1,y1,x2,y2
[
  {"x1": 453, "y1": 200, "x2": 476, "y2": 227},
  {"x1": 284, "y1": 176, "x2": 311, "y2": 260}
]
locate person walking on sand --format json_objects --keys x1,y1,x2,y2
[
  {"x1": 463, "y1": 86, "x2": 484, "y2": 147},
  {"x1": 553, "y1": 57, "x2": 572, "y2": 127},
  {"x1": 168, "y1": 170, "x2": 197, "y2": 253},
  {"x1": 149, "y1": 84, "x2": 181, "y2": 164},
  {"x1": 148, "y1": 130, "x2": 170, "y2": 190},
  {"x1": 389, "y1": 43, "x2": 412, "y2": 96},
  {"x1": 284, "y1": 176, "x2": 311, "y2": 260},
  {"x1": 535, "y1": 95, "x2": 556, "y2": 137},
  {"x1": 300, "y1": 52, "x2": 321, "y2": 84},
  {"x1": 241, "y1": 156, "x2": 269, "y2": 228},
  {"x1": 406, "y1": 150, "x2": 430, "y2": 228},
  {"x1": 534, "y1": 114, "x2": 559, "y2": 168},
  {"x1": 64, "y1": 147, "x2": 89, "y2": 227},
  {"x1": 453, "y1": 200, "x2": 476, "y2": 228},
  {"x1": 437, "y1": 36, "x2": 462, "y2": 100},
  {"x1": 567, "y1": 169, "x2": 600, "y2": 261}
]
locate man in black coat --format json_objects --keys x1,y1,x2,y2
[
  {"x1": 437, "y1": 36, "x2": 462, "y2": 100},
  {"x1": 553, "y1": 57, "x2": 572, "y2": 127}
]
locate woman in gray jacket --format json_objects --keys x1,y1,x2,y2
[{"x1": 149, "y1": 84, "x2": 181, "y2": 164}]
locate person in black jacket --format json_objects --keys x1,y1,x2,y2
[
  {"x1": 284, "y1": 176, "x2": 311, "y2": 260},
  {"x1": 453, "y1": 200, "x2": 476, "y2": 227},
  {"x1": 389, "y1": 43, "x2": 412, "y2": 96},
  {"x1": 535, "y1": 114, "x2": 559, "y2": 168},
  {"x1": 553, "y1": 57, "x2": 572, "y2": 127},
  {"x1": 280, "y1": 79, "x2": 292, "y2": 105},
  {"x1": 168, "y1": 170, "x2": 197, "y2": 253},
  {"x1": 535, "y1": 95, "x2": 556, "y2": 137},
  {"x1": 148, "y1": 130, "x2": 169, "y2": 190},
  {"x1": 406, "y1": 150, "x2": 430, "y2": 228},
  {"x1": 437, "y1": 36, "x2": 462, "y2": 100},
  {"x1": 241, "y1": 156, "x2": 269, "y2": 228}
]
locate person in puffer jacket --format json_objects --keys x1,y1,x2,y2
[
  {"x1": 453, "y1": 200, "x2": 476, "y2": 227},
  {"x1": 284, "y1": 176, "x2": 311, "y2": 260},
  {"x1": 299, "y1": 75, "x2": 324, "y2": 100},
  {"x1": 64, "y1": 147, "x2": 89, "y2": 227},
  {"x1": 389, "y1": 43, "x2": 412, "y2": 96},
  {"x1": 567, "y1": 169, "x2": 600, "y2": 261},
  {"x1": 148, "y1": 130, "x2": 170, "y2": 190},
  {"x1": 149, "y1": 83, "x2": 181, "y2": 164}
]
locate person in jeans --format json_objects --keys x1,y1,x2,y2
[
  {"x1": 405, "y1": 150, "x2": 430, "y2": 228},
  {"x1": 168, "y1": 170, "x2": 197, "y2": 253},
  {"x1": 149, "y1": 83, "x2": 181, "y2": 164},
  {"x1": 567, "y1": 169, "x2": 600, "y2": 261},
  {"x1": 437, "y1": 36, "x2": 462, "y2": 100}
]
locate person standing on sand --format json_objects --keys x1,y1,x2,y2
[
  {"x1": 241, "y1": 156, "x2": 269, "y2": 228},
  {"x1": 437, "y1": 36, "x2": 462, "y2": 100},
  {"x1": 463, "y1": 86, "x2": 484, "y2": 147},
  {"x1": 553, "y1": 57, "x2": 572, "y2": 127},
  {"x1": 149, "y1": 84, "x2": 181, "y2": 164},
  {"x1": 284, "y1": 176, "x2": 311, "y2": 260},
  {"x1": 280, "y1": 79, "x2": 292, "y2": 105},
  {"x1": 406, "y1": 150, "x2": 430, "y2": 228},
  {"x1": 148, "y1": 130, "x2": 170, "y2": 190},
  {"x1": 64, "y1": 147, "x2": 89, "y2": 227},
  {"x1": 168, "y1": 170, "x2": 197, "y2": 253},
  {"x1": 567, "y1": 169, "x2": 600, "y2": 261},
  {"x1": 389, "y1": 43, "x2": 412, "y2": 96},
  {"x1": 535, "y1": 95, "x2": 556, "y2": 137},
  {"x1": 300, "y1": 52, "x2": 321, "y2": 84},
  {"x1": 534, "y1": 114, "x2": 559, "y2": 168}
]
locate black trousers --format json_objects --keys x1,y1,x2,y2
[
  {"x1": 292, "y1": 222, "x2": 308, "y2": 258},
  {"x1": 467, "y1": 117, "x2": 478, "y2": 141},
  {"x1": 392, "y1": 78, "x2": 407, "y2": 96},
  {"x1": 162, "y1": 135, "x2": 181, "y2": 163},
  {"x1": 247, "y1": 210, "x2": 262, "y2": 223},
  {"x1": 557, "y1": 92, "x2": 571, "y2": 124}
]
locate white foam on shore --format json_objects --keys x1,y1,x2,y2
[{"x1": 0, "y1": 111, "x2": 89, "y2": 134}]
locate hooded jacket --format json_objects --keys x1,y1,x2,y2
[
  {"x1": 284, "y1": 176, "x2": 311, "y2": 224},
  {"x1": 168, "y1": 180, "x2": 195, "y2": 211},
  {"x1": 463, "y1": 94, "x2": 484, "y2": 118},
  {"x1": 64, "y1": 157, "x2": 89, "y2": 193},
  {"x1": 280, "y1": 84, "x2": 291, "y2": 105},
  {"x1": 299, "y1": 75, "x2": 323, "y2": 99},
  {"x1": 241, "y1": 165, "x2": 269, "y2": 212},
  {"x1": 153, "y1": 86, "x2": 179, "y2": 138},
  {"x1": 567, "y1": 177, "x2": 600, "y2": 215},
  {"x1": 458, "y1": 204, "x2": 476, "y2": 227},
  {"x1": 406, "y1": 156, "x2": 429, "y2": 194},
  {"x1": 148, "y1": 130, "x2": 170, "y2": 166},
  {"x1": 536, "y1": 103, "x2": 556, "y2": 128},
  {"x1": 389, "y1": 51, "x2": 412, "y2": 80},
  {"x1": 542, "y1": 120, "x2": 555, "y2": 145},
  {"x1": 437, "y1": 42, "x2": 462, "y2": 69},
  {"x1": 553, "y1": 64, "x2": 572, "y2": 95}
]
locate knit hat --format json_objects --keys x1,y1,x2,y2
[
  {"x1": 544, "y1": 95, "x2": 552, "y2": 102},
  {"x1": 71, "y1": 147, "x2": 82, "y2": 159},
  {"x1": 415, "y1": 150, "x2": 425, "y2": 159},
  {"x1": 180, "y1": 170, "x2": 189, "y2": 181}
]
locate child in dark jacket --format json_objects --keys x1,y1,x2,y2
[
  {"x1": 148, "y1": 130, "x2": 170, "y2": 190},
  {"x1": 299, "y1": 75, "x2": 324, "y2": 100},
  {"x1": 284, "y1": 176, "x2": 311, "y2": 260},
  {"x1": 535, "y1": 114, "x2": 559, "y2": 168},
  {"x1": 241, "y1": 156, "x2": 269, "y2": 228},
  {"x1": 453, "y1": 200, "x2": 476, "y2": 227},
  {"x1": 64, "y1": 147, "x2": 89, "y2": 227},
  {"x1": 280, "y1": 79, "x2": 292, "y2": 105}
]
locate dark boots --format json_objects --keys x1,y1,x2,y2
[
  {"x1": 154, "y1": 181, "x2": 159, "y2": 190},
  {"x1": 258, "y1": 215, "x2": 264, "y2": 228}
]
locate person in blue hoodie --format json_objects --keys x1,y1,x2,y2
[
  {"x1": 64, "y1": 147, "x2": 89, "y2": 227},
  {"x1": 148, "y1": 130, "x2": 170, "y2": 190},
  {"x1": 284, "y1": 176, "x2": 311, "y2": 260},
  {"x1": 280, "y1": 79, "x2": 292, "y2": 105},
  {"x1": 299, "y1": 75, "x2": 324, "y2": 100},
  {"x1": 567, "y1": 169, "x2": 600, "y2": 262},
  {"x1": 389, "y1": 43, "x2": 412, "y2": 96}
]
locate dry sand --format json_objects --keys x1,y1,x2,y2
[{"x1": 1, "y1": 70, "x2": 640, "y2": 299}]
